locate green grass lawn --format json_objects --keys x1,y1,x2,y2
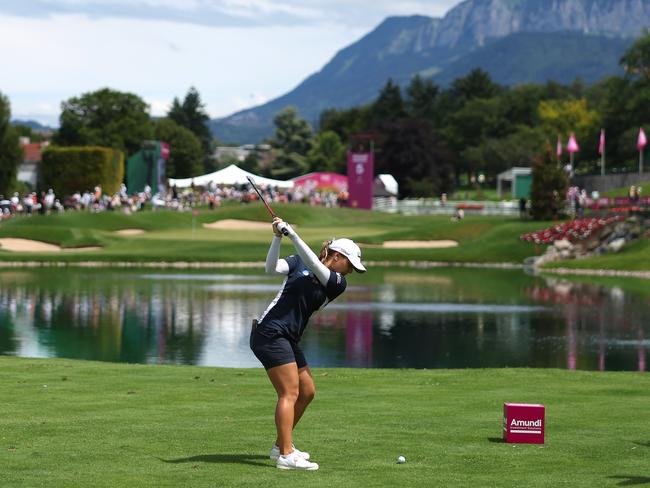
[
  {"x1": 0, "y1": 204, "x2": 647, "y2": 272},
  {"x1": 0, "y1": 205, "x2": 550, "y2": 264},
  {"x1": 1, "y1": 357, "x2": 648, "y2": 487},
  {"x1": 602, "y1": 180, "x2": 650, "y2": 198}
]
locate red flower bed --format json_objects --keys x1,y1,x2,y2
[
  {"x1": 456, "y1": 203, "x2": 484, "y2": 210},
  {"x1": 520, "y1": 216, "x2": 624, "y2": 245},
  {"x1": 609, "y1": 206, "x2": 642, "y2": 213}
]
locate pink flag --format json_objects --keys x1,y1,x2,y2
[
  {"x1": 637, "y1": 127, "x2": 647, "y2": 151},
  {"x1": 598, "y1": 129, "x2": 605, "y2": 156},
  {"x1": 556, "y1": 136, "x2": 562, "y2": 157},
  {"x1": 567, "y1": 133, "x2": 579, "y2": 153}
]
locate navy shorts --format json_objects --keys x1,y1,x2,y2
[{"x1": 249, "y1": 320, "x2": 307, "y2": 370}]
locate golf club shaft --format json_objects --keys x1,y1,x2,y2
[{"x1": 246, "y1": 176, "x2": 289, "y2": 235}]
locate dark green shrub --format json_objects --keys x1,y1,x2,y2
[{"x1": 41, "y1": 146, "x2": 124, "y2": 196}]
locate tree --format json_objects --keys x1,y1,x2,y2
[
  {"x1": 406, "y1": 75, "x2": 440, "y2": 123},
  {"x1": 538, "y1": 98, "x2": 600, "y2": 140},
  {"x1": 620, "y1": 29, "x2": 650, "y2": 80},
  {"x1": 267, "y1": 107, "x2": 314, "y2": 178},
  {"x1": 370, "y1": 79, "x2": 406, "y2": 125},
  {"x1": 240, "y1": 152, "x2": 260, "y2": 174},
  {"x1": 443, "y1": 97, "x2": 510, "y2": 181},
  {"x1": 530, "y1": 146, "x2": 568, "y2": 220},
  {"x1": 0, "y1": 93, "x2": 22, "y2": 194},
  {"x1": 167, "y1": 87, "x2": 213, "y2": 170},
  {"x1": 318, "y1": 106, "x2": 371, "y2": 143},
  {"x1": 461, "y1": 126, "x2": 547, "y2": 178},
  {"x1": 54, "y1": 88, "x2": 153, "y2": 156},
  {"x1": 153, "y1": 119, "x2": 203, "y2": 179},
  {"x1": 307, "y1": 131, "x2": 346, "y2": 173},
  {"x1": 375, "y1": 118, "x2": 454, "y2": 197},
  {"x1": 450, "y1": 69, "x2": 501, "y2": 102},
  {"x1": 12, "y1": 124, "x2": 46, "y2": 143}
]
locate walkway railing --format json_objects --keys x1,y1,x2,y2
[{"x1": 373, "y1": 197, "x2": 520, "y2": 216}]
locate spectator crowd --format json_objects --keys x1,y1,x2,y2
[{"x1": 0, "y1": 181, "x2": 349, "y2": 219}]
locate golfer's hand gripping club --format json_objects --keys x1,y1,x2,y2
[{"x1": 275, "y1": 220, "x2": 293, "y2": 237}]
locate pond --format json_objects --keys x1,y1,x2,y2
[{"x1": 0, "y1": 267, "x2": 647, "y2": 371}]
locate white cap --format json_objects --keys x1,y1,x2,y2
[{"x1": 328, "y1": 238, "x2": 366, "y2": 273}]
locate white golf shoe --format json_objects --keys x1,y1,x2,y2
[
  {"x1": 269, "y1": 444, "x2": 310, "y2": 461},
  {"x1": 276, "y1": 452, "x2": 319, "y2": 471}
]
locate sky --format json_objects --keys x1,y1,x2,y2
[{"x1": 0, "y1": 0, "x2": 459, "y2": 127}]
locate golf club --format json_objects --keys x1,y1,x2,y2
[{"x1": 246, "y1": 175, "x2": 289, "y2": 236}]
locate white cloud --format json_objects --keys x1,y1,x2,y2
[
  {"x1": 1, "y1": 1, "x2": 461, "y2": 125},
  {"x1": 2, "y1": 12, "x2": 366, "y2": 124},
  {"x1": 147, "y1": 99, "x2": 172, "y2": 117}
]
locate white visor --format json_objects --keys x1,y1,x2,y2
[{"x1": 328, "y1": 238, "x2": 366, "y2": 273}]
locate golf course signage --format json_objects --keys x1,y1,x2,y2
[{"x1": 503, "y1": 403, "x2": 545, "y2": 444}]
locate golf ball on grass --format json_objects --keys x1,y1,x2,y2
[{"x1": 397, "y1": 456, "x2": 406, "y2": 464}]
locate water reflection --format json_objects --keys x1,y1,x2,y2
[{"x1": 0, "y1": 269, "x2": 647, "y2": 371}]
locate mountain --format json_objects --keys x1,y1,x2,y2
[
  {"x1": 435, "y1": 31, "x2": 633, "y2": 86},
  {"x1": 11, "y1": 119, "x2": 55, "y2": 132},
  {"x1": 211, "y1": 0, "x2": 650, "y2": 143}
]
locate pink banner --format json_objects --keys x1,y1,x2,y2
[
  {"x1": 347, "y1": 151, "x2": 374, "y2": 210},
  {"x1": 292, "y1": 172, "x2": 348, "y2": 192},
  {"x1": 160, "y1": 141, "x2": 170, "y2": 160}
]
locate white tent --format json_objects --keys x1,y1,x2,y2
[{"x1": 168, "y1": 164, "x2": 294, "y2": 189}]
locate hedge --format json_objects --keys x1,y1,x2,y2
[{"x1": 41, "y1": 146, "x2": 124, "y2": 196}]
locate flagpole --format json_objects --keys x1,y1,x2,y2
[
  {"x1": 640, "y1": 149, "x2": 644, "y2": 175},
  {"x1": 601, "y1": 129, "x2": 605, "y2": 176},
  {"x1": 637, "y1": 127, "x2": 647, "y2": 175}
]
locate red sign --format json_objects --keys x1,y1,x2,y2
[
  {"x1": 503, "y1": 403, "x2": 545, "y2": 444},
  {"x1": 347, "y1": 151, "x2": 374, "y2": 210}
]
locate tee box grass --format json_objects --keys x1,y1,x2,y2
[{"x1": 1, "y1": 356, "x2": 649, "y2": 487}]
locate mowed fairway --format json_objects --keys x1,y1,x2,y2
[
  {"x1": 0, "y1": 203, "x2": 550, "y2": 264},
  {"x1": 1, "y1": 357, "x2": 649, "y2": 487}
]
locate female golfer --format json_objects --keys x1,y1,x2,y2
[{"x1": 250, "y1": 217, "x2": 365, "y2": 471}]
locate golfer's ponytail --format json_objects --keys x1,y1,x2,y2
[{"x1": 319, "y1": 238, "x2": 335, "y2": 262}]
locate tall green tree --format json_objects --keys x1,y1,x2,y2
[
  {"x1": 167, "y1": 87, "x2": 213, "y2": 171},
  {"x1": 450, "y1": 69, "x2": 502, "y2": 102},
  {"x1": 406, "y1": 75, "x2": 440, "y2": 123},
  {"x1": 154, "y1": 118, "x2": 203, "y2": 179},
  {"x1": 307, "y1": 130, "x2": 346, "y2": 173},
  {"x1": 370, "y1": 79, "x2": 406, "y2": 125},
  {"x1": 0, "y1": 93, "x2": 21, "y2": 194},
  {"x1": 376, "y1": 118, "x2": 454, "y2": 197},
  {"x1": 267, "y1": 107, "x2": 315, "y2": 179},
  {"x1": 54, "y1": 88, "x2": 153, "y2": 156},
  {"x1": 620, "y1": 29, "x2": 650, "y2": 80},
  {"x1": 530, "y1": 145, "x2": 568, "y2": 220},
  {"x1": 319, "y1": 106, "x2": 371, "y2": 143}
]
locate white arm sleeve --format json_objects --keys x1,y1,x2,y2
[
  {"x1": 288, "y1": 232, "x2": 331, "y2": 286},
  {"x1": 265, "y1": 236, "x2": 289, "y2": 275}
]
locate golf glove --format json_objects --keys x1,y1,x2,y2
[{"x1": 276, "y1": 222, "x2": 294, "y2": 237}]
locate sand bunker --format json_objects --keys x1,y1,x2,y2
[
  {"x1": 362, "y1": 240, "x2": 459, "y2": 249},
  {"x1": 378, "y1": 240, "x2": 459, "y2": 249},
  {"x1": 114, "y1": 229, "x2": 146, "y2": 236},
  {"x1": 0, "y1": 238, "x2": 101, "y2": 253},
  {"x1": 203, "y1": 219, "x2": 272, "y2": 231}
]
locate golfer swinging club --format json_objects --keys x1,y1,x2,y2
[{"x1": 250, "y1": 216, "x2": 366, "y2": 470}]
